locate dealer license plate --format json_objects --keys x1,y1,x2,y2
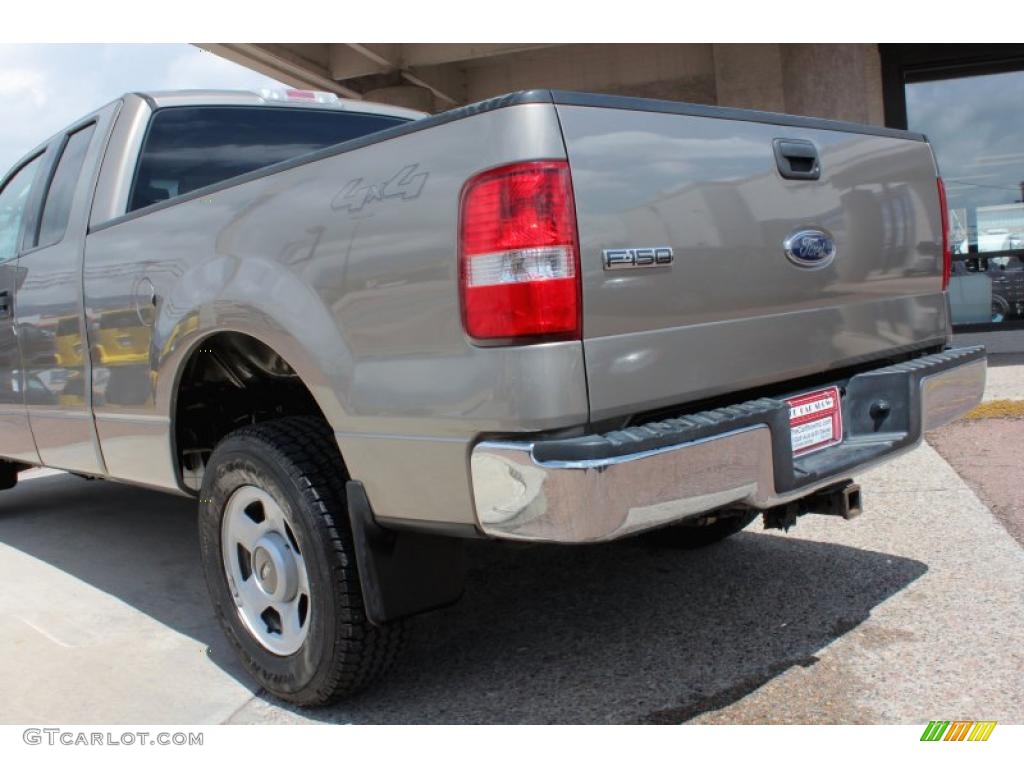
[{"x1": 786, "y1": 385, "x2": 843, "y2": 456}]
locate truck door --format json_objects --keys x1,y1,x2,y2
[
  {"x1": 15, "y1": 103, "x2": 118, "y2": 475},
  {"x1": 0, "y1": 153, "x2": 46, "y2": 465}
]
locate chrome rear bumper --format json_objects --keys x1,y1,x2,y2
[{"x1": 470, "y1": 347, "x2": 986, "y2": 543}]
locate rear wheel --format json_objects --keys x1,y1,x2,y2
[
  {"x1": 198, "y1": 416, "x2": 404, "y2": 706},
  {"x1": 641, "y1": 508, "x2": 759, "y2": 548}
]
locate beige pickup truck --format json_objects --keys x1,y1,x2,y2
[{"x1": 0, "y1": 87, "x2": 985, "y2": 704}]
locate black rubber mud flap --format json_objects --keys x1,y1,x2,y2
[
  {"x1": 345, "y1": 480, "x2": 466, "y2": 626},
  {"x1": 0, "y1": 461, "x2": 27, "y2": 490}
]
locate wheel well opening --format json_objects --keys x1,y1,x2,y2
[{"x1": 174, "y1": 332, "x2": 328, "y2": 491}]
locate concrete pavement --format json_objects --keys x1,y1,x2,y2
[
  {"x1": 983, "y1": 353, "x2": 1024, "y2": 401},
  {"x1": 930, "y1": 419, "x2": 1024, "y2": 546},
  {"x1": 0, "y1": 473, "x2": 257, "y2": 724},
  {"x1": 0, "y1": 358, "x2": 1021, "y2": 724}
]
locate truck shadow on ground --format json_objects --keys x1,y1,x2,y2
[{"x1": 0, "y1": 473, "x2": 927, "y2": 724}]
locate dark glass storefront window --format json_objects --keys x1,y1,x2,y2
[{"x1": 906, "y1": 69, "x2": 1024, "y2": 329}]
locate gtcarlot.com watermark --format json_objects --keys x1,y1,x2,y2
[{"x1": 23, "y1": 729, "x2": 203, "y2": 747}]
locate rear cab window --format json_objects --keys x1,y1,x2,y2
[
  {"x1": 128, "y1": 106, "x2": 409, "y2": 212},
  {"x1": 35, "y1": 123, "x2": 97, "y2": 249}
]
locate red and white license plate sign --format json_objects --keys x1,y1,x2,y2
[{"x1": 786, "y1": 385, "x2": 843, "y2": 456}]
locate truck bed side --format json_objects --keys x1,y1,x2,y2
[{"x1": 82, "y1": 97, "x2": 586, "y2": 527}]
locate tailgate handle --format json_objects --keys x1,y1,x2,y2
[{"x1": 773, "y1": 138, "x2": 821, "y2": 180}]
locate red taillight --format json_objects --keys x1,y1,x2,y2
[
  {"x1": 937, "y1": 177, "x2": 951, "y2": 290},
  {"x1": 459, "y1": 160, "x2": 580, "y2": 342}
]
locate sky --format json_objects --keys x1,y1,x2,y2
[{"x1": 0, "y1": 44, "x2": 286, "y2": 173}]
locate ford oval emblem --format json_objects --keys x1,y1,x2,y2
[{"x1": 784, "y1": 229, "x2": 837, "y2": 269}]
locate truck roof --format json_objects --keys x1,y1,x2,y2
[{"x1": 135, "y1": 89, "x2": 427, "y2": 121}]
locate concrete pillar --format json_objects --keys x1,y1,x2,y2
[
  {"x1": 712, "y1": 44, "x2": 786, "y2": 113},
  {"x1": 712, "y1": 44, "x2": 884, "y2": 124},
  {"x1": 362, "y1": 85, "x2": 435, "y2": 113},
  {"x1": 779, "y1": 44, "x2": 885, "y2": 125}
]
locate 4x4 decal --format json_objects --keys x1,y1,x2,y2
[{"x1": 332, "y1": 164, "x2": 428, "y2": 212}]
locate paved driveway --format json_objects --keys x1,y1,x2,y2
[{"x1": 0, "y1": 364, "x2": 1021, "y2": 724}]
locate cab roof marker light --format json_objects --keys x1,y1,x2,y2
[{"x1": 258, "y1": 88, "x2": 340, "y2": 105}]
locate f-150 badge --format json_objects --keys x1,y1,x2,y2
[{"x1": 602, "y1": 247, "x2": 674, "y2": 270}]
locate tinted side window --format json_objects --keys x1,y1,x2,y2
[
  {"x1": 0, "y1": 156, "x2": 43, "y2": 263},
  {"x1": 36, "y1": 124, "x2": 97, "y2": 249},
  {"x1": 128, "y1": 107, "x2": 408, "y2": 212}
]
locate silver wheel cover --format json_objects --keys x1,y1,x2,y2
[{"x1": 221, "y1": 485, "x2": 311, "y2": 655}]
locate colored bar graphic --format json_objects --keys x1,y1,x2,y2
[
  {"x1": 969, "y1": 722, "x2": 997, "y2": 741},
  {"x1": 920, "y1": 720, "x2": 996, "y2": 742},
  {"x1": 944, "y1": 721, "x2": 972, "y2": 741},
  {"x1": 921, "y1": 721, "x2": 950, "y2": 741}
]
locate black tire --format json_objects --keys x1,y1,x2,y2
[
  {"x1": 640, "y1": 509, "x2": 760, "y2": 549},
  {"x1": 198, "y1": 416, "x2": 404, "y2": 706}
]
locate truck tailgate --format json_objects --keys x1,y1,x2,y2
[{"x1": 555, "y1": 94, "x2": 949, "y2": 421}]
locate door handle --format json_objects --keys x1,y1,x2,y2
[
  {"x1": 0, "y1": 290, "x2": 9, "y2": 319},
  {"x1": 773, "y1": 138, "x2": 821, "y2": 180}
]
